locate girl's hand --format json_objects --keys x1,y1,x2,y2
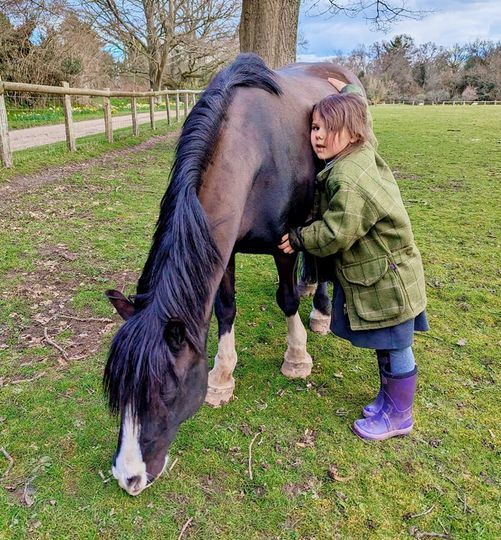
[
  {"x1": 328, "y1": 77, "x2": 347, "y2": 92},
  {"x1": 278, "y1": 233, "x2": 295, "y2": 254}
]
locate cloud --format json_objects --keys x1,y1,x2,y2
[{"x1": 298, "y1": 0, "x2": 501, "y2": 55}]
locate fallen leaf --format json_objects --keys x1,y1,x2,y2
[{"x1": 327, "y1": 464, "x2": 354, "y2": 483}]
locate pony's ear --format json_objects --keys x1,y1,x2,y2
[
  {"x1": 105, "y1": 289, "x2": 136, "y2": 320},
  {"x1": 164, "y1": 319, "x2": 186, "y2": 352}
]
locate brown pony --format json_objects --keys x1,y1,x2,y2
[{"x1": 104, "y1": 54, "x2": 362, "y2": 495}]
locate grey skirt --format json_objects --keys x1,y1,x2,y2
[{"x1": 330, "y1": 278, "x2": 429, "y2": 349}]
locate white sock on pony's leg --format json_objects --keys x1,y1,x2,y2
[
  {"x1": 205, "y1": 326, "x2": 237, "y2": 407},
  {"x1": 281, "y1": 313, "x2": 312, "y2": 379},
  {"x1": 309, "y1": 308, "x2": 331, "y2": 335}
]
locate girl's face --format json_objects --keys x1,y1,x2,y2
[{"x1": 311, "y1": 111, "x2": 356, "y2": 160}]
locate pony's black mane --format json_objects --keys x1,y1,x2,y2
[{"x1": 104, "y1": 54, "x2": 282, "y2": 417}]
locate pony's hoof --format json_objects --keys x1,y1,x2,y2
[
  {"x1": 297, "y1": 281, "x2": 316, "y2": 298},
  {"x1": 309, "y1": 309, "x2": 331, "y2": 335},
  {"x1": 205, "y1": 384, "x2": 234, "y2": 407},
  {"x1": 281, "y1": 352, "x2": 313, "y2": 379}
]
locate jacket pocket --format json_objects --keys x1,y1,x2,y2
[{"x1": 341, "y1": 256, "x2": 405, "y2": 321}]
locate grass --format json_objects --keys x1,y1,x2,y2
[
  {"x1": 0, "y1": 118, "x2": 182, "y2": 183},
  {"x1": 0, "y1": 105, "x2": 500, "y2": 539}
]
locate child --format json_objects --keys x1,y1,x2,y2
[{"x1": 278, "y1": 78, "x2": 428, "y2": 440}]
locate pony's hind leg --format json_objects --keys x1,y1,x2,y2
[
  {"x1": 309, "y1": 282, "x2": 331, "y2": 335},
  {"x1": 274, "y1": 253, "x2": 313, "y2": 379},
  {"x1": 298, "y1": 253, "x2": 331, "y2": 334},
  {"x1": 205, "y1": 254, "x2": 238, "y2": 407},
  {"x1": 297, "y1": 252, "x2": 317, "y2": 297}
]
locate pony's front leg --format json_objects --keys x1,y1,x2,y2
[
  {"x1": 205, "y1": 254, "x2": 238, "y2": 407},
  {"x1": 274, "y1": 253, "x2": 313, "y2": 379}
]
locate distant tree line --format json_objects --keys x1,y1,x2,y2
[
  {"x1": 1, "y1": 2, "x2": 499, "y2": 103},
  {"x1": 329, "y1": 35, "x2": 501, "y2": 102},
  {"x1": 0, "y1": 0, "x2": 432, "y2": 92}
]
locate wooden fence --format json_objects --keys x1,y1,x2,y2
[
  {"x1": 0, "y1": 78, "x2": 203, "y2": 168},
  {"x1": 375, "y1": 99, "x2": 499, "y2": 106}
]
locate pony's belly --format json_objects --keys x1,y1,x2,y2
[{"x1": 235, "y1": 235, "x2": 281, "y2": 255}]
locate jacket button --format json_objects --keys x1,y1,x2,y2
[{"x1": 406, "y1": 248, "x2": 413, "y2": 256}]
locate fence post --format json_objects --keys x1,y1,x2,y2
[
  {"x1": 165, "y1": 94, "x2": 171, "y2": 125},
  {"x1": 183, "y1": 92, "x2": 189, "y2": 117},
  {"x1": 61, "y1": 81, "x2": 76, "y2": 152},
  {"x1": 131, "y1": 96, "x2": 139, "y2": 136},
  {"x1": 103, "y1": 88, "x2": 113, "y2": 143},
  {"x1": 175, "y1": 93, "x2": 180, "y2": 122},
  {"x1": 149, "y1": 93, "x2": 155, "y2": 130},
  {"x1": 0, "y1": 76, "x2": 13, "y2": 168}
]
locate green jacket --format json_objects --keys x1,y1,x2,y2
[{"x1": 292, "y1": 85, "x2": 427, "y2": 330}]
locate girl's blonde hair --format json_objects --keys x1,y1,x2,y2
[{"x1": 312, "y1": 93, "x2": 369, "y2": 157}]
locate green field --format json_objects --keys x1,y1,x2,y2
[{"x1": 0, "y1": 105, "x2": 499, "y2": 539}]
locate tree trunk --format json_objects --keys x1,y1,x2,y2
[{"x1": 239, "y1": 0, "x2": 300, "y2": 69}]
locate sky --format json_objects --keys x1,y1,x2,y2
[{"x1": 297, "y1": 0, "x2": 501, "y2": 60}]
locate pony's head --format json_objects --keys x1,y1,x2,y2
[{"x1": 104, "y1": 290, "x2": 208, "y2": 495}]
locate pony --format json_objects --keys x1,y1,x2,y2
[{"x1": 104, "y1": 54, "x2": 362, "y2": 495}]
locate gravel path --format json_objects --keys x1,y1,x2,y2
[{"x1": 9, "y1": 110, "x2": 180, "y2": 151}]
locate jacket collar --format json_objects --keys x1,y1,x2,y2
[{"x1": 316, "y1": 159, "x2": 336, "y2": 182}]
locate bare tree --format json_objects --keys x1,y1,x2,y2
[
  {"x1": 311, "y1": 1, "x2": 431, "y2": 30},
  {"x1": 76, "y1": 0, "x2": 239, "y2": 90},
  {"x1": 239, "y1": 0, "x2": 430, "y2": 69}
]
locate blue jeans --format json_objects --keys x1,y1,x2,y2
[{"x1": 377, "y1": 347, "x2": 415, "y2": 375}]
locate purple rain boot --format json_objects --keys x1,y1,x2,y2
[
  {"x1": 362, "y1": 351, "x2": 388, "y2": 418},
  {"x1": 353, "y1": 366, "x2": 417, "y2": 441}
]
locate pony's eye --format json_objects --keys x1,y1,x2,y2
[{"x1": 160, "y1": 377, "x2": 178, "y2": 403}]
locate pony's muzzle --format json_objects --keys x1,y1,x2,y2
[{"x1": 113, "y1": 467, "x2": 148, "y2": 496}]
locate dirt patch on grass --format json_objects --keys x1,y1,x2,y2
[
  {"x1": 1, "y1": 245, "x2": 138, "y2": 382},
  {"x1": 0, "y1": 131, "x2": 179, "y2": 212},
  {"x1": 393, "y1": 170, "x2": 423, "y2": 181},
  {"x1": 283, "y1": 475, "x2": 321, "y2": 497}
]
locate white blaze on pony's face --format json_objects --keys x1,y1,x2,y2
[{"x1": 112, "y1": 408, "x2": 163, "y2": 496}]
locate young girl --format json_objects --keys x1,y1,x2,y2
[{"x1": 279, "y1": 78, "x2": 428, "y2": 441}]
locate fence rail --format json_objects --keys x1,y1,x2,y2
[
  {"x1": 0, "y1": 77, "x2": 203, "y2": 168},
  {"x1": 375, "y1": 100, "x2": 499, "y2": 106}
]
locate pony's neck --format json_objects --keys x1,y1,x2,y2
[{"x1": 197, "y1": 125, "x2": 259, "y2": 319}]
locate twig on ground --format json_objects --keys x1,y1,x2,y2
[
  {"x1": 177, "y1": 517, "x2": 193, "y2": 540},
  {"x1": 59, "y1": 314, "x2": 113, "y2": 323},
  {"x1": 248, "y1": 432, "x2": 261, "y2": 480},
  {"x1": 461, "y1": 494, "x2": 472, "y2": 514},
  {"x1": 1, "y1": 447, "x2": 14, "y2": 478},
  {"x1": 409, "y1": 526, "x2": 451, "y2": 539},
  {"x1": 417, "y1": 333, "x2": 449, "y2": 345},
  {"x1": 408, "y1": 504, "x2": 436, "y2": 519},
  {"x1": 437, "y1": 518, "x2": 449, "y2": 536},
  {"x1": 97, "y1": 470, "x2": 111, "y2": 483},
  {"x1": 10, "y1": 372, "x2": 46, "y2": 385},
  {"x1": 43, "y1": 327, "x2": 68, "y2": 366},
  {"x1": 168, "y1": 458, "x2": 178, "y2": 472}
]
